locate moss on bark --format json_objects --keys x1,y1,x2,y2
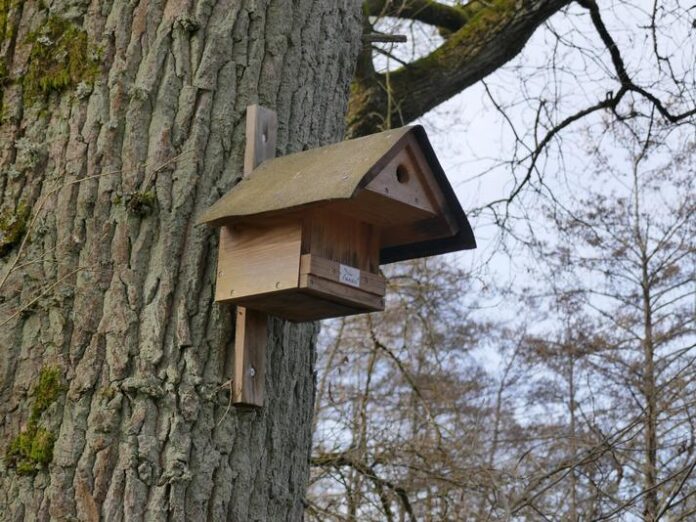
[
  {"x1": 32, "y1": 366, "x2": 66, "y2": 417},
  {"x1": 0, "y1": 0, "x2": 22, "y2": 47},
  {"x1": 23, "y1": 16, "x2": 100, "y2": 102},
  {"x1": 0, "y1": 203, "x2": 28, "y2": 258},
  {"x1": 5, "y1": 424, "x2": 55, "y2": 475},
  {"x1": 5, "y1": 367, "x2": 65, "y2": 475}
]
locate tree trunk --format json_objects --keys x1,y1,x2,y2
[
  {"x1": 0, "y1": 0, "x2": 361, "y2": 519},
  {"x1": 641, "y1": 237, "x2": 658, "y2": 521}
]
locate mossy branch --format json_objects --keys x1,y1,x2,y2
[
  {"x1": 364, "y1": 0, "x2": 470, "y2": 33},
  {"x1": 349, "y1": 0, "x2": 571, "y2": 137}
]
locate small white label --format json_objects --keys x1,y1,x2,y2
[{"x1": 339, "y1": 264, "x2": 361, "y2": 288}]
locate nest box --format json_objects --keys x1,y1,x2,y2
[
  {"x1": 200, "y1": 123, "x2": 475, "y2": 322},
  {"x1": 199, "y1": 106, "x2": 475, "y2": 407}
]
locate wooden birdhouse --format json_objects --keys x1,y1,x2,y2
[
  {"x1": 201, "y1": 121, "x2": 475, "y2": 321},
  {"x1": 199, "y1": 106, "x2": 475, "y2": 406}
]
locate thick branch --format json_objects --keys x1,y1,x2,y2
[
  {"x1": 349, "y1": 0, "x2": 570, "y2": 137},
  {"x1": 364, "y1": 0, "x2": 470, "y2": 33}
]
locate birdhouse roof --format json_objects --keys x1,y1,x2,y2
[{"x1": 199, "y1": 125, "x2": 475, "y2": 263}]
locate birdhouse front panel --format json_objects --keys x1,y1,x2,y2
[
  {"x1": 302, "y1": 209, "x2": 380, "y2": 272},
  {"x1": 363, "y1": 141, "x2": 438, "y2": 217},
  {"x1": 214, "y1": 210, "x2": 386, "y2": 322},
  {"x1": 215, "y1": 217, "x2": 303, "y2": 303},
  {"x1": 372, "y1": 134, "x2": 459, "y2": 251}
]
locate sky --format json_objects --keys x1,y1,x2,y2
[
  {"x1": 373, "y1": 0, "x2": 695, "y2": 283},
  {"x1": 358, "y1": 1, "x2": 696, "y2": 367},
  {"x1": 313, "y1": 5, "x2": 695, "y2": 514}
]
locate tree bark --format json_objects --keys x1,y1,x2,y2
[{"x1": 0, "y1": 0, "x2": 362, "y2": 519}]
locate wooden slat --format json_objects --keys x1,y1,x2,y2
[
  {"x1": 216, "y1": 220, "x2": 302, "y2": 302},
  {"x1": 299, "y1": 273, "x2": 384, "y2": 311},
  {"x1": 233, "y1": 307, "x2": 267, "y2": 406},
  {"x1": 244, "y1": 105, "x2": 277, "y2": 177},
  {"x1": 234, "y1": 290, "x2": 365, "y2": 322},
  {"x1": 299, "y1": 254, "x2": 385, "y2": 296}
]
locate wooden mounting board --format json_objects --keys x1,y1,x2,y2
[
  {"x1": 233, "y1": 307, "x2": 267, "y2": 407},
  {"x1": 231, "y1": 104, "x2": 277, "y2": 408}
]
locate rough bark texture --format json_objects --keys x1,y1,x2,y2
[{"x1": 0, "y1": 0, "x2": 362, "y2": 519}]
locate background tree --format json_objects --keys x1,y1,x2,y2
[
  {"x1": 308, "y1": 258, "x2": 501, "y2": 521},
  {"x1": 0, "y1": 1, "x2": 362, "y2": 519},
  {"x1": 308, "y1": 110, "x2": 696, "y2": 520},
  {"x1": 521, "y1": 120, "x2": 696, "y2": 520}
]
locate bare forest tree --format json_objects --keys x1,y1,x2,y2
[
  {"x1": 519, "y1": 121, "x2": 696, "y2": 520},
  {"x1": 308, "y1": 258, "x2": 502, "y2": 521},
  {"x1": 308, "y1": 115, "x2": 695, "y2": 520}
]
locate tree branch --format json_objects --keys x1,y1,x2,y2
[
  {"x1": 364, "y1": 0, "x2": 471, "y2": 33},
  {"x1": 578, "y1": 0, "x2": 696, "y2": 123},
  {"x1": 348, "y1": 0, "x2": 571, "y2": 137},
  {"x1": 312, "y1": 451, "x2": 417, "y2": 522}
]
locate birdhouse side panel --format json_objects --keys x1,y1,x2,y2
[
  {"x1": 302, "y1": 210, "x2": 380, "y2": 273},
  {"x1": 215, "y1": 220, "x2": 303, "y2": 302}
]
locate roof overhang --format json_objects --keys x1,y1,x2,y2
[{"x1": 199, "y1": 125, "x2": 476, "y2": 264}]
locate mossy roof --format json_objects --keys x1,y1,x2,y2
[{"x1": 200, "y1": 125, "x2": 475, "y2": 262}]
